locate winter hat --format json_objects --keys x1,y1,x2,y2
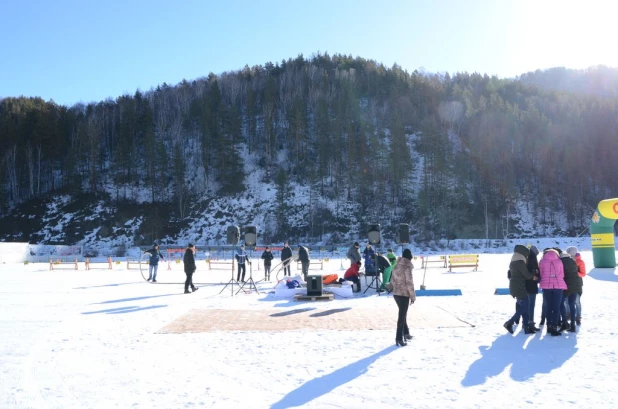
[
  {"x1": 566, "y1": 246, "x2": 578, "y2": 258},
  {"x1": 354, "y1": 242, "x2": 359, "y2": 247},
  {"x1": 514, "y1": 244, "x2": 530, "y2": 258},
  {"x1": 402, "y1": 249, "x2": 413, "y2": 260},
  {"x1": 188, "y1": 243, "x2": 194, "y2": 248},
  {"x1": 529, "y1": 245, "x2": 539, "y2": 256}
]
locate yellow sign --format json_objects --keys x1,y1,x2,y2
[
  {"x1": 449, "y1": 254, "x2": 478, "y2": 262},
  {"x1": 591, "y1": 233, "x2": 615, "y2": 247},
  {"x1": 597, "y1": 198, "x2": 618, "y2": 220}
]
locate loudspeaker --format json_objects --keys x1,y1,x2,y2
[
  {"x1": 226, "y1": 226, "x2": 240, "y2": 245},
  {"x1": 367, "y1": 223, "x2": 381, "y2": 245},
  {"x1": 307, "y1": 275, "x2": 323, "y2": 296},
  {"x1": 244, "y1": 226, "x2": 257, "y2": 246},
  {"x1": 396, "y1": 223, "x2": 410, "y2": 244}
]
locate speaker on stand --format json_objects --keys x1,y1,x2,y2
[
  {"x1": 220, "y1": 226, "x2": 241, "y2": 295},
  {"x1": 237, "y1": 226, "x2": 259, "y2": 294},
  {"x1": 364, "y1": 223, "x2": 383, "y2": 295}
]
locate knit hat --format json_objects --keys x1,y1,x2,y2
[
  {"x1": 188, "y1": 243, "x2": 194, "y2": 248},
  {"x1": 354, "y1": 242, "x2": 359, "y2": 247},
  {"x1": 566, "y1": 246, "x2": 578, "y2": 257},
  {"x1": 529, "y1": 245, "x2": 539, "y2": 256},
  {"x1": 402, "y1": 249, "x2": 413, "y2": 260},
  {"x1": 514, "y1": 244, "x2": 530, "y2": 258}
]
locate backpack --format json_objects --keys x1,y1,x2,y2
[{"x1": 286, "y1": 279, "x2": 300, "y2": 289}]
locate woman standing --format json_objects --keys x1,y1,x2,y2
[
  {"x1": 538, "y1": 248, "x2": 567, "y2": 336},
  {"x1": 391, "y1": 248, "x2": 416, "y2": 346}
]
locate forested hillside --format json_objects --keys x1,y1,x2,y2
[{"x1": 1, "y1": 53, "x2": 617, "y2": 246}]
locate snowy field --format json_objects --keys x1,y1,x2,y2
[{"x1": 1, "y1": 249, "x2": 618, "y2": 409}]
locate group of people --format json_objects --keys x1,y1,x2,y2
[
  {"x1": 504, "y1": 244, "x2": 586, "y2": 336},
  {"x1": 247, "y1": 241, "x2": 309, "y2": 282}
]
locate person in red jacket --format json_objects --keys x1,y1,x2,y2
[
  {"x1": 566, "y1": 246, "x2": 586, "y2": 325},
  {"x1": 339, "y1": 261, "x2": 361, "y2": 284}
]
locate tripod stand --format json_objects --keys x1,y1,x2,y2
[
  {"x1": 237, "y1": 247, "x2": 259, "y2": 294},
  {"x1": 219, "y1": 243, "x2": 241, "y2": 296}
]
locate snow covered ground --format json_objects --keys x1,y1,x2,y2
[{"x1": 1, "y1": 249, "x2": 617, "y2": 409}]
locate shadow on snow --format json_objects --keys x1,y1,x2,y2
[
  {"x1": 270, "y1": 345, "x2": 397, "y2": 409},
  {"x1": 81, "y1": 305, "x2": 167, "y2": 315},
  {"x1": 461, "y1": 332, "x2": 578, "y2": 386}
]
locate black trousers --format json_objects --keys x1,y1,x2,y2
[
  {"x1": 394, "y1": 295, "x2": 410, "y2": 339},
  {"x1": 237, "y1": 263, "x2": 246, "y2": 281},
  {"x1": 264, "y1": 264, "x2": 271, "y2": 279},
  {"x1": 283, "y1": 262, "x2": 291, "y2": 276},
  {"x1": 184, "y1": 271, "x2": 195, "y2": 291}
]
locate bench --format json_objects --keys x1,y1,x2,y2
[
  {"x1": 207, "y1": 259, "x2": 235, "y2": 272},
  {"x1": 49, "y1": 257, "x2": 78, "y2": 271},
  {"x1": 420, "y1": 255, "x2": 447, "y2": 269},
  {"x1": 296, "y1": 260, "x2": 324, "y2": 270},
  {"x1": 85, "y1": 257, "x2": 113, "y2": 270},
  {"x1": 448, "y1": 254, "x2": 479, "y2": 272},
  {"x1": 126, "y1": 259, "x2": 148, "y2": 270}
]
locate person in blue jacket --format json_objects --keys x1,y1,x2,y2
[
  {"x1": 363, "y1": 243, "x2": 376, "y2": 275},
  {"x1": 144, "y1": 243, "x2": 165, "y2": 282},
  {"x1": 236, "y1": 245, "x2": 251, "y2": 282}
]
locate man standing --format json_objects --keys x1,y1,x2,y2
[
  {"x1": 144, "y1": 243, "x2": 165, "y2": 282},
  {"x1": 236, "y1": 245, "x2": 250, "y2": 282},
  {"x1": 347, "y1": 242, "x2": 361, "y2": 266},
  {"x1": 183, "y1": 243, "x2": 198, "y2": 293},
  {"x1": 261, "y1": 246, "x2": 274, "y2": 281},
  {"x1": 298, "y1": 244, "x2": 310, "y2": 281},
  {"x1": 281, "y1": 242, "x2": 293, "y2": 276}
]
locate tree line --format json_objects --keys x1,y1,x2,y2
[{"x1": 1, "y1": 53, "x2": 617, "y2": 242}]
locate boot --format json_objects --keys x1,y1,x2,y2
[
  {"x1": 549, "y1": 326, "x2": 562, "y2": 336},
  {"x1": 503, "y1": 320, "x2": 514, "y2": 334},
  {"x1": 576, "y1": 317, "x2": 581, "y2": 326},
  {"x1": 524, "y1": 325, "x2": 536, "y2": 334},
  {"x1": 568, "y1": 321, "x2": 576, "y2": 332},
  {"x1": 560, "y1": 322, "x2": 569, "y2": 332},
  {"x1": 539, "y1": 317, "x2": 545, "y2": 326},
  {"x1": 396, "y1": 338, "x2": 408, "y2": 347},
  {"x1": 184, "y1": 289, "x2": 190, "y2": 294},
  {"x1": 528, "y1": 322, "x2": 540, "y2": 332},
  {"x1": 404, "y1": 334, "x2": 413, "y2": 340},
  {"x1": 192, "y1": 286, "x2": 198, "y2": 292}
]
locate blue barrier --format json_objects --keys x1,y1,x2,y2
[{"x1": 416, "y1": 289, "x2": 462, "y2": 296}]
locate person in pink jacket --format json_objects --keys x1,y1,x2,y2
[{"x1": 538, "y1": 248, "x2": 567, "y2": 336}]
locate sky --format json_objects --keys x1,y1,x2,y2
[{"x1": 1, "y1": 0, "x2": 618, "y2": 106}]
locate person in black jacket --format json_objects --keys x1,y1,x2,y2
[
  {"x1": 143, "y1": 243, "x2": 165, "y2": 282},
  {"x1": 559, "y1": 250, "x2": 581, "y2": 332},
  {"x1": 298, "y1": 244, "x2": 310, "y2": 281},
  {"x1": 504, "y1": 244, "x2": 536, "y2": 334},
  {"x1": 281, "y1": 242, "x2": 293, "y2": 276},
  {"x1": 261, "y1": 246, "x2": 274, "y2": 281},
  {"x1": 526, "y1": 245, "x2": 540, "y2": 330},
  {"x1": 183, "y1": 243, "x2": 198, "y2": 294}
]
